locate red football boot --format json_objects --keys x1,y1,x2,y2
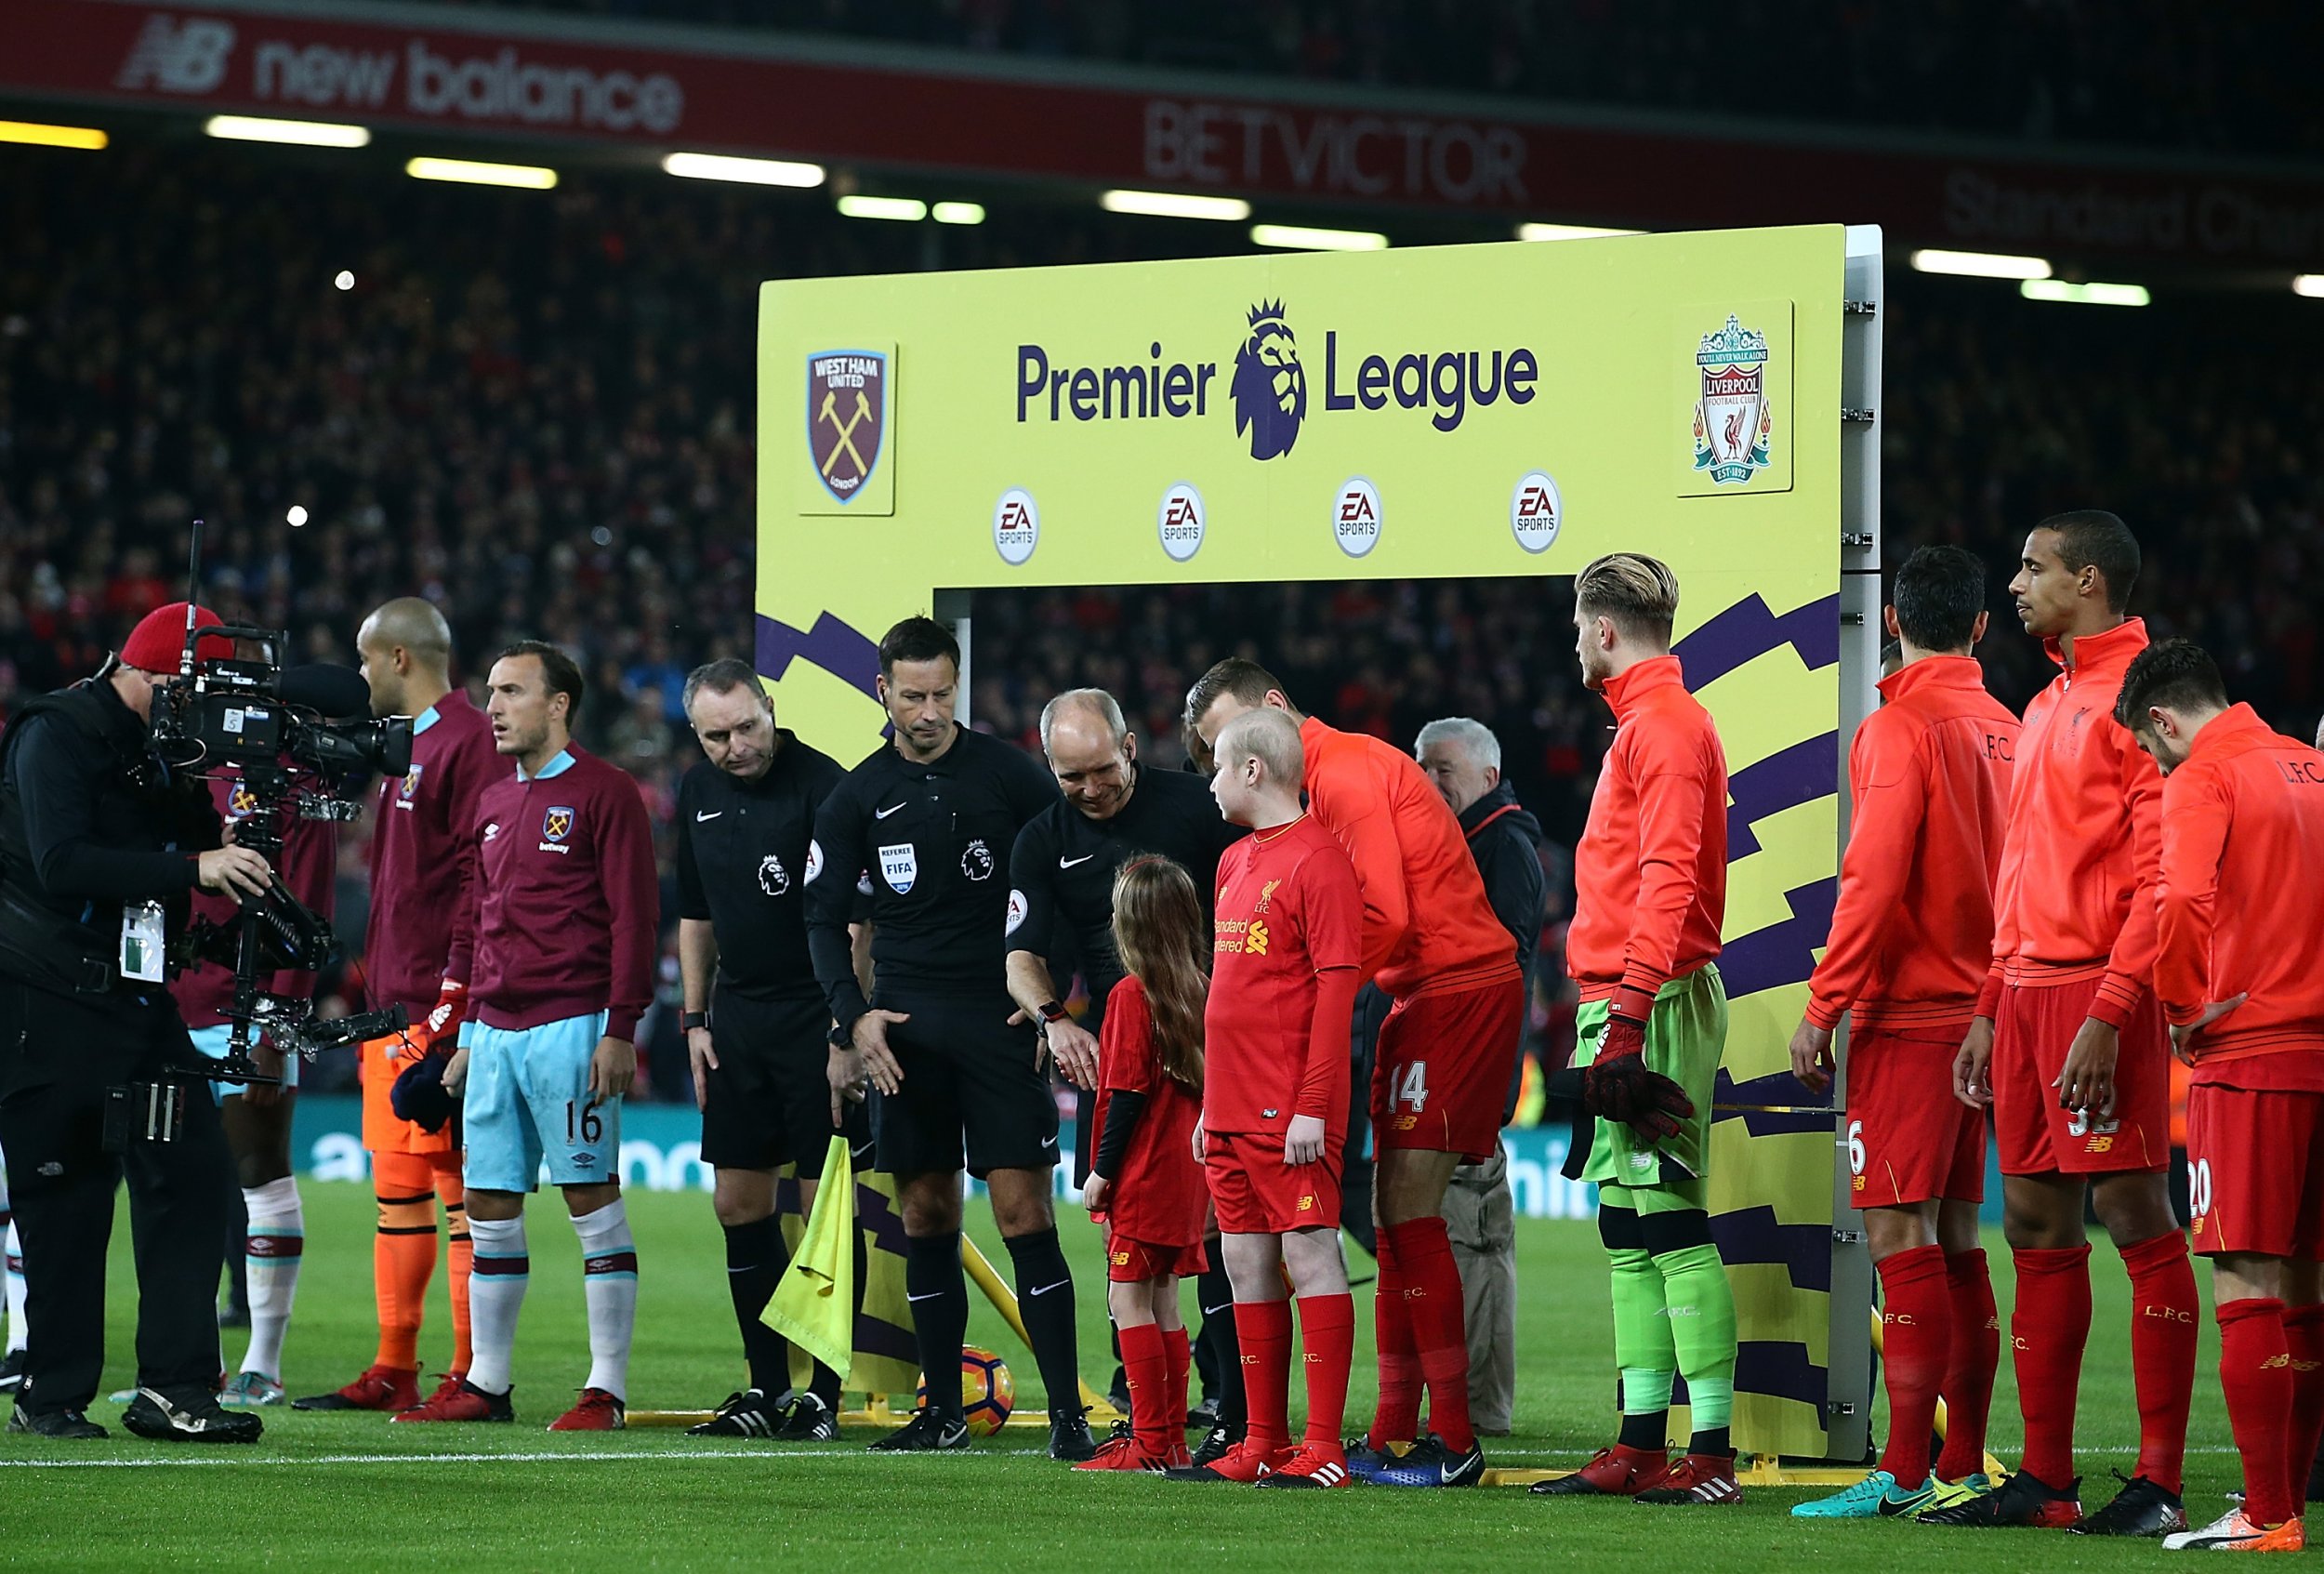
[
  {"x1": 547, "y1": 1387, "x2": 627, "y2": 1433},
  {"x1": 291, "y1": 1365, "x2": 420, "y2": 1413},
  {"x1": 390, "y1": 1379, "x2": 513, "y2": 1424},
  {"x1": 1255, "y1": 1443, "x2": 1354, "y2": 1488},
  {"x1": 1635, "y1": 1451, "x2": 1743, "y2": 1506},
  {"x1": 1529, "y1": 1444, "x2": 1670, "y2": 1497}
]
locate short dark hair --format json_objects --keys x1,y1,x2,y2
[
  {"x1": 495, "y1": 639, "x2": 585, "y2": 714},
  {"x1": 2039, "y1": 509, "x2": 2141, "y2": 613},
  {"x1": 2114, "y1": 638, "x2": 2227, "y2": 733},
  {"x1": 1891, "y1": 545, "x2": 1987, "y2": 653},
  {"x1": 1184, "y1": 657, "x2": 1292, "y2": 729},
  {"x1": 878, "y1": 616, "x2": 959, "y2": 679},
  {"x1": 681, "y1": 656, "x2": 769, "y2": 719}
]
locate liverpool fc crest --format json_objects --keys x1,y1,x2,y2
[{"x1": 1693, "y1": 315, "x2": 1773, "y2": 486}]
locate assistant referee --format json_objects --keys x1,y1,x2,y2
[
  {"x1": 806, "y1": 617, "x2": 1094, "y2": 1460},
  {"x1": 674, "y1": 659, "x2": 866, "y2": 1443}
]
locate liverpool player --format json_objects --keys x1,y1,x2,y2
[
  {"x1": 1184, "y1": 664, "x2": 1522, "y2": 1489},
  {"x1": 400, "y1": 642, "x2": 656, "y2": 1431},
  {"x1": 673, "y1": 659, "x2": 865, "y2": 1442},
  {"x1": 298, "y1": 598, "x2": 495, "y2": 1416},
  {"x1": 1787, "y1": 546, "x2": 2015, "y2": 1519},
  {"x1": 171, "y1": 759, "x2": 336, "y2": 1407},
  {"x1": 1927, "y1": 512, "x2": 2197, "y2": 1534},
  {"x1": 1530, "y1": 552, "x2": 1739, "y2": 1506},
  {"x1": 2112, "y1": 642, "x2": 2323, "y2": 1554},
  {"x1": 1166, "y1": 708, "x2": 1362, "y2": 1488},
  {"x1": 1076, "y1": 855, "x2": 1210, "y2": 1474}
]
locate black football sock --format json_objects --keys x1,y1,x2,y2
[
  {"x1": 807, "y1": 1229, "x2": 870, "y2": 1410},
  {"x1": 1198, "y1": 1260, "x2": 1244, "y2": 1435},
  {"x1": 723, "y1": 1215, "x2": 792, "y2": 1396},
  {"x1": 1686, "y1": 1423, "x2": 1731, "y2": 1458},
  {"x1": 905, "y1": 1231, "x2": 969, "y2": 1422},
  {"x1": 1618, "y1": 1409, "x2": 1668, "y2": 1451},
  {"x1": 1003, "y1": 1227, "x2": 1083, "y2": 1419}
]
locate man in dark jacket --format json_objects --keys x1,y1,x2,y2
[{"x1": 1415, "y1": 717, "x2": 1546, "y2": 1436}]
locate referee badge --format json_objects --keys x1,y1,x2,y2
[{"x1": 878, "y1": 841, "x2": 918, "y2": 894}]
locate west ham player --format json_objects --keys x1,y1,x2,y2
[
  {"x1": 1787, "y1": 547, "x2": 2015, "y2": 1518},
  {"x1": 1928, "y1": 513, "x2": 2199, "y2": 1534},
  {"x1": 402, "y1": 642, "x2": 656, "y2": 1430},
  {"x1": 299, "y1": 598, "x2": 495, "y2": 1416},
  {"x1": 170, "y1": 760, "x2": 335, "y2": 1407},
  {"x1": 1076, "y1": 856, "x2": 1210, "y2": 1474},
  {"x1": 673, "y1": 660, "x2": 865, "y2": 1442},
  {"x1": 1167, "y1": 708, "x2": 1363, "y2": 1488},
  {"x1": 1185, "y1": 663, "x2": 1523, "y2": 1489},
  {"x1": 2113, "y1": 642, "x2": 2324, "y2": 1554},
  {"x1": 1005, "y1": 688, "x2": 1243, "y2": 1449},
  {"x1": 806, "y1": 618, "x2": 1095, "y2": 1459},
  {"x1": 1531, "y1": 553, "x2": 1739, "y2": 1507}
]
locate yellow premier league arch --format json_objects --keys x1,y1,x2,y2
[{"x1": 756, "y1": 224, "x2": 1881, "y2": 1461}]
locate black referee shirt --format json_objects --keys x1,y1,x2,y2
[
  {"x1": 1007, "y1": 762, "x2": 1244, "y2": 1029},
  {"x1": 673, "y1": 730, "x2": 845, "y2": 1003},
  {"x1": 807, "y1": 723, "x2": 1059, "y2": 1031}
]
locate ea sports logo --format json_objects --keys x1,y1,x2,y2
[
  {"x1": 1231, "y1": 300, "x2": 1305, "y2": 461},
  {"x1": 993, "y1": 488, "x2": 1039, "y2": 565},
  {"x1": 1333, "y1": 477, "x2": 1381, "y2": 558},
  {"x1": 1511, "y1": 470, "x2": 1562, "y2": 554},
  {"x1": 1157, "y1": 483, "x2": 1206, "y2": 562}
]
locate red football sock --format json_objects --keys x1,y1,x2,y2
[
  {"x1": 1875, "y1": 1245, "x2": 1950, "y2": 1487},
  {"x1": 1234, "y1": 1299, "x2": 1294, "y2": 1452},
  {"x1": 2218, "y1": 1298, "x2": 2296, "y2": 1528},
  {"x1": 2122, "y1": 1229, "x2": 2199, "y2": 1495},
  {"x1": 1161, "y1": 1325, "x2": 1192, "y2": 1445},
  {"x1": 1367, "y1": 1228, "x2": 1420, "y2": 1450},
  {"x1": 1120, "y1": 1321, "x2": 1173, "y2": 1456},
  {"x1": 1297, "y1": 1292, "x2": 1355, "y2": 1450},
  {"x1": 2011, "y1": 1245, "x2": 2093, "y2": 1486},
  {"x1": 2281, "y1": 1303, "x2": 2324, "y2": 1506},
  {"x1": 1386, "y1": 1217, "x2": 1476, "y2": 1453},
  {"x1": 1935, "y1": 1248, "x2": 2000, "y2": 1481}
]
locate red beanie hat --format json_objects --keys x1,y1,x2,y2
[{"x1": 119, "y1": 602, "x2": 231, "y2": 673}]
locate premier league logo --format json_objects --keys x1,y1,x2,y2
[
  {"x1": 1231, "y1": 300, "x2": 1305, "y2": 461},
  {"x1": 542, "y1": 805, "x2": 574, "y2": 843},
  {"x1": 807, "y1": 350, "x2": 888, "y2": 504},
  {"x1": 757, "y1": 853, "x2": 789, "y2": 896},
  {"x1": 1693, "y1": 314, "x2": 1773, "y2": 486},
  {"x1": 961, "y1": 838, "x2": 995, "y2": 882}
]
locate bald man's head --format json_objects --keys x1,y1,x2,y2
[{"x1": 358, "y1": 596, "x2": 455, "y2": 719}]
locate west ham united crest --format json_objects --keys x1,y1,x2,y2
[
  {"x1": 542, "y1": 805, "x2": 574, "y2": 843},
  {"x1": 807, "y1": 350, "x2": 887, "y2": 504},
  {"x1": 1693, "y1": 314, "x2": 1773, "y2": 486}
]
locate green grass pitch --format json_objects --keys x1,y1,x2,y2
[{"x1": 4, "y1": 1181, "x2": 2246, "y2": 1570}]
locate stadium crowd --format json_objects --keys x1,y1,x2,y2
[{"x1": 4, "y1": 142, "x2": 2322, "y2": 1104}]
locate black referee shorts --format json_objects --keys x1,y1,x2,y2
[
  {"x1": 871, "y1": 989, "x2": 1059, "y2": 1181},
  {"x1": 703, "y1": 989, "x2": 868, "y2": 1180}
]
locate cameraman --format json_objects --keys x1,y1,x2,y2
[{"x1": 0, "y1": 603, "x2": 271, "y2": 1442}]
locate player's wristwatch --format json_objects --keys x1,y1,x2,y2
[
  {"x1": 1037, "y1": 999, "x2": 1068, "y2": 1025},
  {"x1": 681, "y1": 1011, "x2": 709, "y2": 1033}
]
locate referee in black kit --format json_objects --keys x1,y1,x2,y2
[
  {"x1": 672, "y1": 659, "x2": 865, "y2": 1443},
  {"x1": 1002, "y1": 687, "x2": 1246, "y2": 1449},
  {"x1": 806, "y1": 617, "x2": 1095, "y2": 1460}
]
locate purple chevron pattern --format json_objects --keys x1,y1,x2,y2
[
  {"x1": 756, "y1": 610, "x2": 881, "y2": 698},
  {"x1": 1674, "y1": 591, "x2": 1842, "y2": 689},
  {"x1": 1717, "y1": 877, "x2": 1837, "y2": 999},
  {"x1": 1711, "y1": 1065, "x2": 1836, "y2": 1137},
  {"x1": 1727, "y1": 733, "x2": 1839, "y2": 859}
]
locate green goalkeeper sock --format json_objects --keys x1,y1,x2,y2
[
  {"x1": 1654, "y1": 1239, "x2": 1737, "y2": 1449},
  {"x1": 1605, "y1": 1198, "x2": 1676, "y2": 1448}
]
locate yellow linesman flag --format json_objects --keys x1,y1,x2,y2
[{"x1": 764, "y1": 1137, "x2": 856, "y2": 1378}]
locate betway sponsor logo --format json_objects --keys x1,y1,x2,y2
[{"x1": 115, "y1": 13, "x2": 684, "y2": 135}]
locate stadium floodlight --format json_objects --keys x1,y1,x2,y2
[
  {"x1": 1250, "y1": 222, "x2": 1389, "y2": 252},
  {"x1": 1101, "y1": 189, "x2": 1252, "y2": 222},
  {"x1": 931, "y1": 202, "x2": 985, "y2": 226},
  {"x1": 838, "y1": 195, "x2": 928, "y2": 221},
  {"x1": 661, "y1": 151, "x2": 825, "y2": 188},
  {"x1": 405, "y1": 156, "x2": 557, "y2": 190},
  {"x1": 2020, "y1": 278, "x2": 2150, "y2": 307},
  {"x1": 205, "y1": 115, "x2": 371, "y2": 149},
  {"x1": 2295, "y1": 274, "x2": 2324, "y2": 298},
  {"x1": 1908, "y1": 248, "x2": 2052, "y2": 280},
  {"x1": 1515, "y1": 222, "x2": 1642, "y2": 241},
  {"x1": 0, "y1": 119, "x2": 107, "y2": 151}
]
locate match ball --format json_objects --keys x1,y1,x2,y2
[{"x1": 916, "y1": 1345, "x2": 1015, "y2": 1436}]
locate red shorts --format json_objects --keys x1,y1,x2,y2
[
  {"x1": 1204, "y1": 1130, "x2": 1341, "y2": 1236},
  {"x1": 2186, "y1": 1083, "x2": 2324, "y2": 1260},
  {"x1": 1105, "y1": 1234, "x2": 1209, "y2": 1283},
  {"x1": 1993, "y1": 976, "x2": 2169, "y2": 1176},
  {"x1": 1371, "y1": 973, "x2": 1525, "y2": 1162},
  {"x1": 1845, "y1": 1027, "x2": 1985, "y2": 1208}
]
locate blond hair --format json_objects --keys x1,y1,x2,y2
[
  {"x1": 1576, "y1": 552, "x2": 1681, "y2": 645},
  {"x1": 1215, "y1": 707, "x2": 1303, "y2": 787}
]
